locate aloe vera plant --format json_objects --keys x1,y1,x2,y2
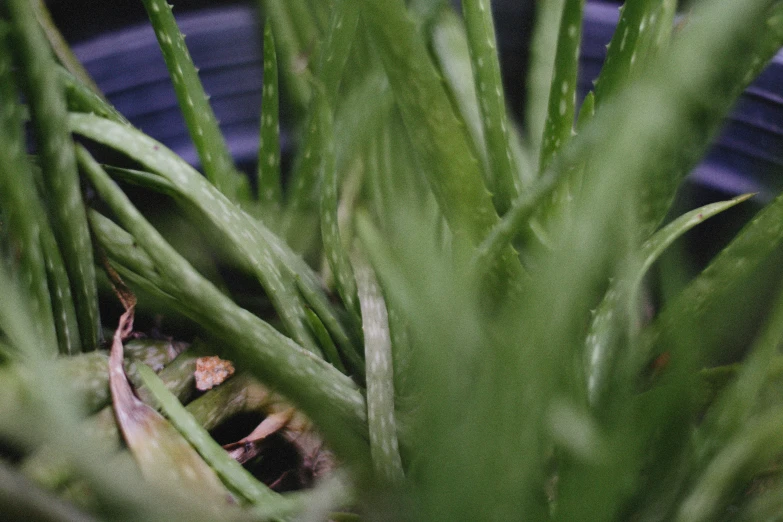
[{"x1": 2, "y1": 0, "x2": 783, "y2": 520}]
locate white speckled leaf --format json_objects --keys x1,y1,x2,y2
[
  {"x1": 539, "y1": 0, "x2": 583, "y2": 171},
  {"x1": 257, "y1": 18, "x2": 282, "y2": 214},
  {"x1": 593, "y1": 0, "x2": 676, "y2": 107},
  {"x1": 586, "y1": 194, "x2": 757, "y2": 405},
  {"x1": 70, "y1": 115, "x2": 320, "y2": 355},
  {"x1": 353, "y1": 250, "x2": 403, "y2": 483},
  {"x1": 80, "y1": 149, "x2": 370, "y2": 469},
  {"x1": 462, "y1": 0, "x2": 520, "y2": 213},
  {"x1": 141, "y1": 0, "x2": 250, "y2": 204},
  {"x1": 7, "y1": 0, "x2": 100, "y2": 353}
]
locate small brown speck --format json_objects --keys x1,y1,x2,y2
[{"x1": 194, "y1": 355, "x2": 235, "y2": 391}]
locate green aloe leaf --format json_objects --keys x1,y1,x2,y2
[
  {"x1": 430, "y1": 8, "x2": 488, "y2": 172},
  {"x1": 57, "y1": 66, "x2": 128, "y2": 125},
  {"x1": 630, "y1": 2, "x2": 783, "y2": 237},
  {"x1": 638, "y1": 194, "x2": 754, "y2": 280},
  {"x1": 257, "y1": 0, "x2": 316, "y2": 114},
  {"x1": 0, "y1": 24, "x2": 57, "y2": 355},
  {"x1": 88, "y1": 211, "x2": 164, "y2": 290},
  {"x1": 7, "y1": 0, "x2": 100, "y2": 352},
  {"x1": 30, "y1": 0, "x2": 102, "y2": 98},
  {"x1": 462, "y1": 0, "x2": 520, "y2": 213},
  {"x1": 70, "y1": 115, "x2": 320, "y2": 356},
  {"x1": 316, "y1": 82, "x2": 361, "y2": 327},
  {"x1": 526, "y1": 0, "x2": 565, "y2": 168},
  {"x1": 593, "y1": 0, "x2": 676, "y2": 107},
  {"x1": 470, "y1": 170, "x2": 558, "y2": 278},
  {"x1": 585, "y1": 194, "x2": 754, "y2": 406},
  {"x1": 283, "y1": 1, "x2": 359, "y2": 248},
  {"x1": 257, "y1": 18, "x2": 283, "y2": 214},
  {"x1": 353, "y1": 251, "x2": 404, "y2": 484},
  {"x1": 576, "y1": 90, "x2": 595, "y2": 131},
  {"x1": 695, "y1": 281, "x2": 783, "y2": 469},
  {"x1": 295, "y1": 276, "x2": 364, "y2": 380},
  {"x1": 538, "y1": 0, "x2": 783, "y2": 249},
  {"x1": 539, "y1": 0, "x2": 584, "y2": 171},
  {"x1": 316, "y1": 0, "x2": 359, "y2": 105},
  {"x1": 38, "y1": 211, "x2": 81, "y2": 355},
  {"x1": 332, "y1": 70, "x2": 394, "y2": 185},
  {"x1": 358, "y1": 0, "x2": 496, "y2": 244},
  {"x1": 643, "y1": 189, "x2": 783, "y2": 365},
  {"x1": 305, "y1": 308, "x2": 347, "y2": 374},
  {"x1": 78, "y1": 148, "x2": 371, "y2": 469},
  {"x1": 141, "y1": 0, "x2": 250, "y2": 204},
  {"x1": 677, "y1": 410, "x2": 783, "y2": 522},
  {"x1": 94, "y1": 161, "x2": 360, "y2": 373}
]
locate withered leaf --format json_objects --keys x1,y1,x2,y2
[{"x1": 109, "y1": 307, "x2": 230, "y2": 507}]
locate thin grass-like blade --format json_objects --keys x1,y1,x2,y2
[
  {"x1": 539, "y1": 0, "x2": 584, "y2": 171},
  {"x1": 316, "y1": 83, "x2": 361, "y2": 326},
  {"x1": 462, "y1": 0, "x2": 520, "y2": 213},
  {"x1": 526, "y1": 0, "x2": 565, "y2": 168},
  {"x1": 0, "y1": 24, "x2": 57, "y2": 355},
  {"x1": 8, "y1": 0, "x2": 100, "y2": 352},
  {"x1": 141, "y1": 0, "x2": 250, "y2": 204},
  {"x1": 257, "y1": 18, "x2": 283, "y2": 214},
  {"x1": 593, "y1": 0, "x2": 676, "y2": 107}
]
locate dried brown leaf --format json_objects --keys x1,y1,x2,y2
[{"x1": 109, "y1": 306, "x2": 230, "y2": 507}]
